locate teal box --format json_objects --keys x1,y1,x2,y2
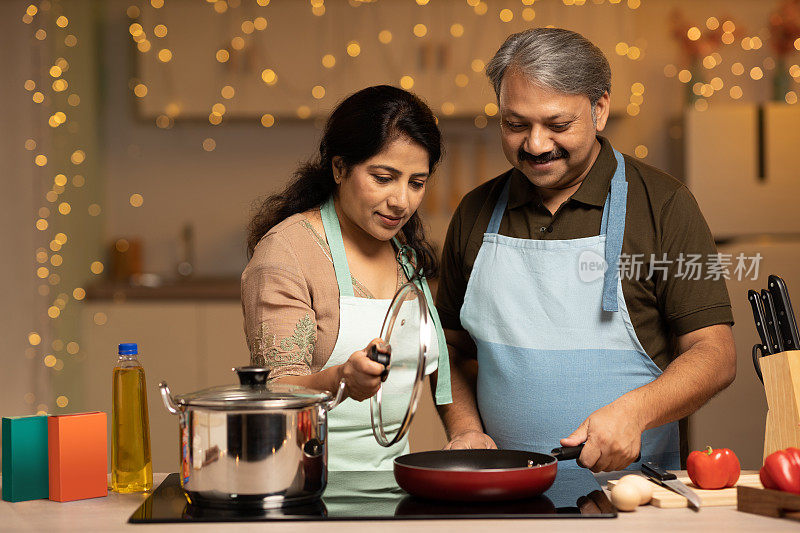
[{"x1": 2, "y1": 415, "x2": 50, "y2": 502}]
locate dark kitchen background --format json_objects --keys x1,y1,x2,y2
[{"x1": 2, "y1": 0, "x2": 800, "y2": 471}]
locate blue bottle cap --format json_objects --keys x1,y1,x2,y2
[{"x1": 118, "y1": 343, "x2": 138, "y2": 355}]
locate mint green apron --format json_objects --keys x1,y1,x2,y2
[{"x1": 319, "y1": 197, "x2": 451, "y2": 471}]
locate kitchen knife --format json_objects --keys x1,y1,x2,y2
[
  {"x1": 761, "y1": 289, "x2": 785, "y2": 354},
  {"x1": 748, "y1": 289, "x2": 773, "y2": 355},
  {"x1": 768, "y1": 274, "x2": 800, "y2": 351},
  {"x1": 641, "y1": 461, "x2": 701, "y2": 511}
]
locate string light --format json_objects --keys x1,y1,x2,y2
[
  {"x1": 378, "y1": 30, "x2": 392, "y2": 44},
  {"x1": 522, "y1": 7, "x2": 536, "y2": 21},
  {"x1": 261, "y1": 114, "x2": 275, "y2": 127},
  {"x1": 261, "y1": 68, "x2": 277, "y2": 85},
  {"x1": 347, "y1": 41, "x2": 361, "y2": 57}
]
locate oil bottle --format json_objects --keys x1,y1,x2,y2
[{"x1": 111, "y1": 342, "x2": 153, "y2": 492}]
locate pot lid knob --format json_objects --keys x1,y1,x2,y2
[{"x1": 234, "y1": 366, "x2": 270, "y2": 386}]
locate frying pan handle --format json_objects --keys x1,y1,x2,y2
[
  {"x1": 551, "y1": 444, "x2": 584, "y2": 461},
  {"x1": 550, "y1": 443, "x2": 643, "y2": 465}
]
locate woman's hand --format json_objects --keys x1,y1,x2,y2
[
  {"x1": 444, "y1": 430, "x2": 497, "y2": 450},
  {"x1": 338, "y1": 338, "x2": 390, "y2": 401}
]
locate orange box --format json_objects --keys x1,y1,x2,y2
[{"x1": 48, "y1": 412, "x2": 108, "y2": 502}]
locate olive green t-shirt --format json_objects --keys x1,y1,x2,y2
[{"x1": 435, "y1": 136, "x2": 734, "y2": 371}]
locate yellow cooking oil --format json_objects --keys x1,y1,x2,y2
[{"x1": 111, "y1": 343, "x2": 153, "y2": 493}]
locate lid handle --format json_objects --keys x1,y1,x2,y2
[{"x1": 233, "y1": 366, "x2": 270, "y2": 386}]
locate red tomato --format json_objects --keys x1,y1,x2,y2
[{"x1": 687, "y1": 446, "x2": 741, "y2": 490}]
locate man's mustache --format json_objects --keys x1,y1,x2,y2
[{"x1": 518, "y1": 147, "x2": 569, "y2": 164}]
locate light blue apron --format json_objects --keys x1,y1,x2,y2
[
  {"x1": 319, "y1": 197, "x2": 451, "y2": 471},
  {"x1": 460, "y1": 149, "x2": 680, "y2": 469}
]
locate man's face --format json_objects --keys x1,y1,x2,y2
[{"x1": 498, "y1": 69, "x2": 609, "y2": 191}]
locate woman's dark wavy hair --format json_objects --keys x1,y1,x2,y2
[{"x1": 247, "y1": 85, "x2": 442, "y2": 279}]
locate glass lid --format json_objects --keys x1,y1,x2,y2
[
  {"x1": 369, "y1": 281, "x2": 431, "y2": 447},
  {"x1": 174, "y1": 366, "x2": 331, "y2": 409}
]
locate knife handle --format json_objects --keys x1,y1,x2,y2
[
  {"x1": 641, "y1": 461, "x2": 677, "y2": 481},
  {"x1": 749, "y1": 290, "x2": 772, "y2": 355},
  {"x1": 768, "y1": 274, "x2": 800, "y2": 350},
  {"x1": 761, "y1": 290, "x2": 785, "y2": 353}
]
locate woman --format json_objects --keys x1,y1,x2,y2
[{"x1": 242, "y1": 85, "x2": 451, "y2": 471}]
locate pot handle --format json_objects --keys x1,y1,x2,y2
[
  {"x1": 159, "y1": 381, "x2": 180, "y2": 415},
  {"x1": 323, "y1": 379, "x2": 346, "y2": 411}
]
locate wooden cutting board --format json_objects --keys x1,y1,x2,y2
[{"x1": 607, "y1": 473, "x2": 762, "y2": 508}]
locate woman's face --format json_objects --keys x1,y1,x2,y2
[{"x1": 335, "y1": 136, "x2": 430, "y2": 242}]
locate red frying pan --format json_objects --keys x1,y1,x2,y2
[{"x1": 393, "y1": 445, "x2": 583, "y2": 502}]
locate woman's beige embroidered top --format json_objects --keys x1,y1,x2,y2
[{"x1": 241, "y1": 208, "x2": 405, "y2": 380}]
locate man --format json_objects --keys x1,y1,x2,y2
[{"x1": 435, "y1": 28, "x2": 736, "y2": 472}]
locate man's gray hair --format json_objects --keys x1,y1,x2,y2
[{"x1": 486, "y1": 28, "x2": 611, "y2": 107}]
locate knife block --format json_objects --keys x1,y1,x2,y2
[{"x1": 761, "y1": 349, "x2": 800, "y2": 460}]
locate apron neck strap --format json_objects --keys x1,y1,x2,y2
[
  {"x1": 486, "y1": 178, "x2": 511, "y2": 235},
  {"x1": 601, "y1": 148, "x2": 628, "y2": 312},
  {"x1": 320, "y1": 196, "x2": 356, "y2": 297},
  {"x1": 320, "y1": 197, "x2": 419, "y2": 295}
]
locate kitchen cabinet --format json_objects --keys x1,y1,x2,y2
[
  {"x1": 136, "y1": 0, "x2": 637, "y2": 119},
  {"x1": 684, "y1": 103, "x2": 800, "y2": 238},
  {"x1": 79, "y1": 301, "x2": 250, "y2": 473}
]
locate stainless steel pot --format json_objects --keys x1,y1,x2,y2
[{"x1": 158, "y1": 366, "x2": 344, "y2": 509}]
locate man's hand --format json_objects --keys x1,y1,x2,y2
[
  {"x1": 560, "y1": 398, "x2": 644, "y2": 473},
  {"x1": 444, "y1": 430, "x2": 497, "y2": 450}
]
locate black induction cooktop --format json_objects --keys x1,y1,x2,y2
[{"x1": 129, "y1": 468, "x2": 616, "y2": 522}]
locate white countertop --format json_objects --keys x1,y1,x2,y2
[{"x1": 1, "y1": 472, "x2": 795, "y2": 532}]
